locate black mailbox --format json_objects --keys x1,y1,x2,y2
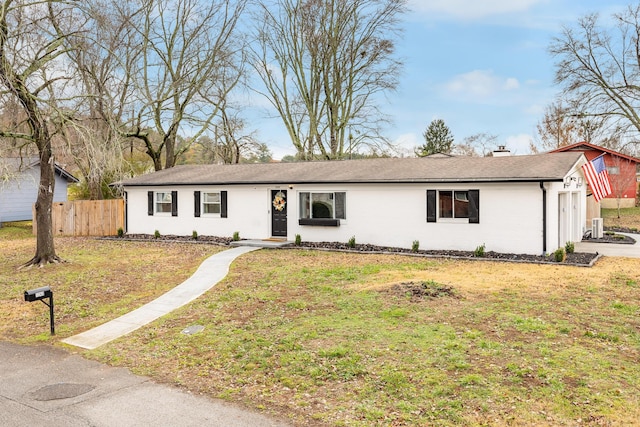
[
  {"x1": 24, "y1": 286, "x2": 52, "y2": 302},
  {"x1": 23, "y1": 286, "x2": 55, "y2": 335}
]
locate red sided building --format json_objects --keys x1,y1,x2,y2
[{"x1": 551, "y1": 142, "x2": 640, "y2": 209}]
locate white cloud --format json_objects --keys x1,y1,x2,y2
[
  {"x1": 503, "y1": 78, "x2": 520, "y2": 90},
  {"x1": 393, "y1": 133, "x2": 421, "y2": 156},
  {"x1": 443, "y1": 70, "x2": 520, "y2": 102},
  {"x1": 524, "y1": 103, "x2": 545, "y2": 116},
  {"x1": 408, "y1": 0, "x2": 546, "y2": 20},
  {"x1": 505, "y1": 133, "x2": 535, "y2": 154}
]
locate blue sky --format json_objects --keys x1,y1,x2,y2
[{"x1": 252, "y1": 0, "x2": 626, "y2": 159}]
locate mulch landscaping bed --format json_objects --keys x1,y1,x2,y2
[
  {"x1": 295, "y1": 241, "x2": 599, "y2": 266},
  {"x1": 109, "y1": 234, "x2": 600, "y2": 267}
]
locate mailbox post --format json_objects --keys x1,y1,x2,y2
[{"x1": 24, "y1": 286, "x2": 55, "y2": 335}]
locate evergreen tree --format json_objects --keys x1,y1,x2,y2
[{"x1": 415, "y1": 119, "x2": 454, "y2": 157}]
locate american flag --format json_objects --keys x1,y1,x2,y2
[{"x1": 581, "y1": 155, "x2": 612, "y2": 202}]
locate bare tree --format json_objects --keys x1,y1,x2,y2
[
  {"x1": 608, "y1": 155, "x2": 639, "y2": 218},
  {"x1": 251, "y1": 0, "x2": 406, "y2": 160},
  {"x1": 125, "y1": 0, "x2": 247, "y2": 171},
  {"x1": 536, "y1": 100, "x2": 627, "y2": 151},
  {"x1": 452, "y1": 133, "x2": 497, "y2": 157},
  {"x1": 189, "y1": 114, "x2": 261, "y2": 164},
  {"x1": 60, "y1": 0, "x2": 139, "y2": 199},
  {"x1": 0, "y1": 0, "x2": 86, "y2": 266},
  {"x1": 550, "y1": 5, "x2": 640, "y2": 144},
  {"x1": 536, "y1": 100, "x2": 578, "y2": 150}
]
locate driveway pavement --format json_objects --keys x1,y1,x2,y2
[
  {"x1": 0, "y1": 341, "x2": 289, "y2": 427},
  {"x1": 575, "y1": 233, "x2": 640, "y2": 258}
]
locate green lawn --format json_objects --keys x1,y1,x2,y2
[
  {"x1": 602, "y1": 206, "x2": 640, "y2": 230},
  {"x1": 85, "y1": 250, "x2": 640, "y2": 426},
  {"x1": 3, "y1": 223, "x2": 640, "y2": 425}
]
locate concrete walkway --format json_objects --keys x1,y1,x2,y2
[
  {"x1": 575, "y1": 232, "x2": 640, "y2": 258},
  {"x1": 62, "y1": 246, "x2": 260, "y2": 350}
]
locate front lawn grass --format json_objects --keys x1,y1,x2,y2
[
  {"x1": 2, "y1": 228, "x2": 640, "y2": 425},
  {"x1": 92, "y1": 250, "x2": 640, "y2": 426},
  {"x1": 602, "y1": 206, "x2": 640, "y2": 230},
  {"x1": 0, "y1": 227, "x2": 222, "y2": 341}
]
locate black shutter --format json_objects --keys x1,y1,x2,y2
[
  {"x1": 171, "y1": 191, "x2": 178, "y2": 216},
  {"x1": 221, "y1": 191, "x2": 228, "y2": 218},
  {"x1": 194, "y1": 191, "x2": 201, "y2": 217},
  {"x1": 148, "y1": 191, "x2": 154, "y2": 216},
  {"x1": 469, "y1": 190, "x2": 480, "y2": 224},
  {"x1": 426, "y1": 190, "x2": 436, "y2": 222}
]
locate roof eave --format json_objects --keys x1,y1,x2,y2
[{"x1": 120, "y1": 178, "x2": 565, "y2": 187}]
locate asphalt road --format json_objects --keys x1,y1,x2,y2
[{"x1": 0, "y1": 341, "x2": 289, "y2": 427}]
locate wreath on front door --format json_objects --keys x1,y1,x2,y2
[{"x1": 272, "y1": 191, "x2": 286, "y2": 211}]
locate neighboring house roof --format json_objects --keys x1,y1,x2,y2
[
  {"x1": 119, "y1": 152, "x2": 585, "y2": 187},
  {"x1": 550, "y1": 142, "x2": 640, "y2": 164},
  {"x1": 1, "y1": 157, "x2": 79, "y2": 183}
]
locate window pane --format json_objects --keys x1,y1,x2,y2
[
  {"x1": 156, "y1": 192, "x2": 171, "y2": 203},
  {"x1": 299, "y1": 193, "x2": 310, "y2": 219},
  {"x1": 156, "y1": 192, "x2": 172, "y2": 213},
  {"x1": 335, "y1": 192, "x2": 346, "y2": 219},
  {"x1": 204, "y1": 203, "x2": 220, "y2": 214},
  {"x1": 439, "y1": 191, "x2": 453, "y2": 218},
  {"x1": 312, "y1": 193, "x2": 333, "y2": 218},
  {"x1": 202, "y1": 192, "x2": 221, "y2": 215},
  {"x1": 454, "y1": 191, "x2": 469, "y2": 218},
  {"x1": 203, "y1": 192, "x2": 220, "y2": 203},
  {"x1": 606, "y1": 166, "x2": 619, "y2": 175}
]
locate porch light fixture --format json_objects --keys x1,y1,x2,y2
[{"x1": 564, "y1": 177, "x2": 578, "y2": 188}]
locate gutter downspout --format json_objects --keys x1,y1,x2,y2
[{"x1": 540, "y1": 182, "x2": 547, "y2": 254}]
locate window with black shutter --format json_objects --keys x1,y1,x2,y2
[
  {"x1": 148, "y1": 191, "x2": 154, "y2": 216},
  {"x1": 426, "y1": 189, "x2": 479, "y2": 223},
  {"x1": 194, "y1": 191, "x2": 201, "y2": 217},
  {"x1": 171, "y1": 191, "x2": 178, "y2": 216},
  {"x1": 426, "y1": 190, "x2": 436, "y2": 222},
  {"x1": 221, "y1": 191, "x2": 228, "y2": 218}
]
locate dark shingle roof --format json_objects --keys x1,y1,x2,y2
[{"x1": 119, "y1": 152, "x2": 584, "y2": 187}]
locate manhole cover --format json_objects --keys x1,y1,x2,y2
[
  {"x1": 181, "y1": 325, "x2": 205, "y2": 335},
  {"x1": 29, "y1": 383, "x2": 95, "y2": 401}
]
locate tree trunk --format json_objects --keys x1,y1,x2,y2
[{"x1": 23, "y1": 151, "x2": 63, "y2": 268}]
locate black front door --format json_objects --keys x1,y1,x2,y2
[{"x1": 271, "y1": 190, "x2": 287, "y2": 237}]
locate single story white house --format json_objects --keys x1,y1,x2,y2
[
  {"x1": 0, "y1": 158, "x2": 78, "y2": 222},
  {"x1": 118, "y1": 152, "x2": 588, "y2": 255}
]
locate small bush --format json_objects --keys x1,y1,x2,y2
[
  {"x1": 117, "y1": 227, "x2": 124, "y2": 238},
  {"x1": 565, "y1": 241, "x2": 574, "y2": 254},
  {"x1": 154, "y1": 230, "x2": 161, "y2": 239},
  {"x1": 553, "y1": 247, "x2": 566, "y2": 262},
  {"x1": 295, "y1": 234, "x2": 302, "y2": 246},
  {"x1": 348, "y1": 236, "x2": 356, "y2": 248},
  {"x1": 474, "y1": 243, "x2": 485, "y2": 257},
  {"x1": 411, "y1": 240, "x2": 419, "y2": 253},
  {"x1": 232, "y1": 231, "x2": 240, "y2": 241},
  {"x1": 192, "y1": 230, "x2": 198, "y2": 240}
]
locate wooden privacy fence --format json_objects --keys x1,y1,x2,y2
[
  {"x1": 586, "y1": 196, "x2": 600, "y2": 229},
  {"x1": 33, "y1": 199, "x2": 125, "y2": 237}
]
